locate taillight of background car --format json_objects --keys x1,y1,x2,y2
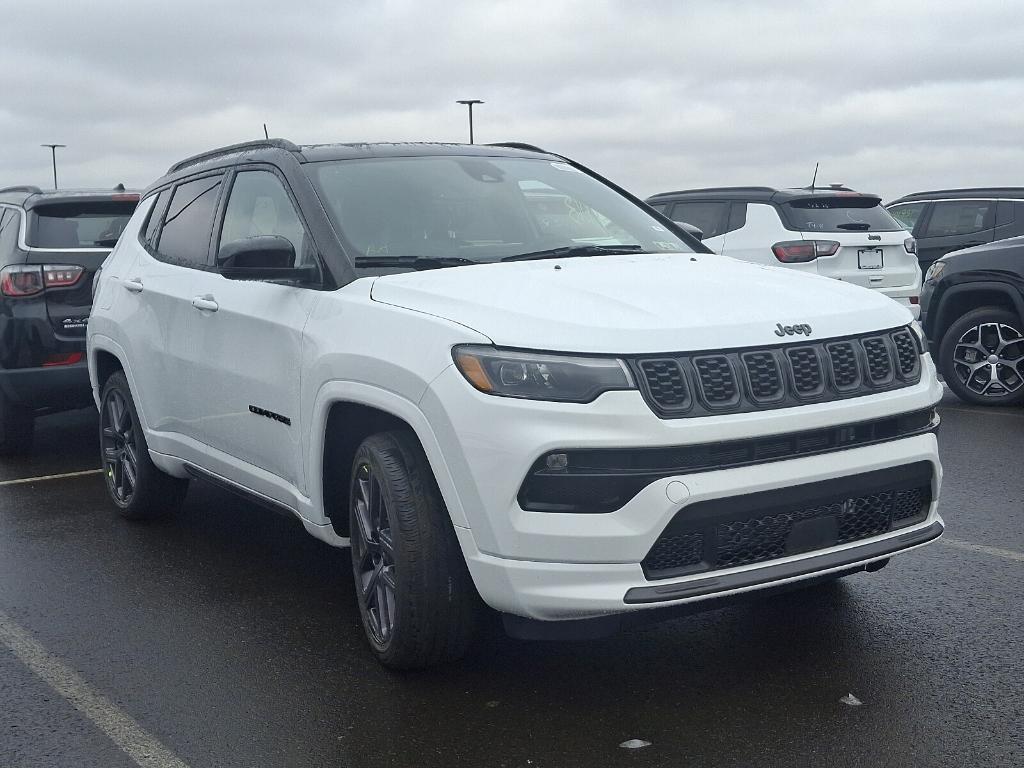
[
  {"x1": 771, "y1": 240, "x2": 840, "y2": 263},
  {"x1": 0, "y1": 264, "x2": 84, "y2": 296}
]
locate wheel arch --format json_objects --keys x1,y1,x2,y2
[
  {"x1": 310, "y1": 382, "x2": 471, "y2": 539},
  {"x1": 931, "y1": 281, "x2": 1024, "y2": 351}
]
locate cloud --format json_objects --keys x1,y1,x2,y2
[{"x1": 1, "y1": 0, "x2": 1021, "y2": 201}]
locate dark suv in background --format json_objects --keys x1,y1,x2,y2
[
  {"x1": 886, "y1": 188, "x2": 1024, "y2": 273},
  {"x1": 920, "y1": 235, "x2": 1024, "y2": 406},
  {"x1": 0, "y1": 185, "x2": 139, "y2": 453}
]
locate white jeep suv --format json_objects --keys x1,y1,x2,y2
[
  {"x1": 88, "y1": 140, "x2": 944, "y2": 668},
  {"x1": 646, "y1": 186, "x2": 924, "y2": 319}
]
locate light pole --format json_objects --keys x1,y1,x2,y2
[
  {"x1": 456, "y1": 100, "x2": 484, "y2": 144},
  {"x1": 41, "y1": 144, "x2": 66, "y2": 190}
]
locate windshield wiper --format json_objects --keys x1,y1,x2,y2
[
  {"x1": 835, "y1": 222, "x2": 871, "y2": 231},
  {"x1": 92, "y1": 238, "x2": 120, "y2": 247},
  {"x1": 500, "y1": 244, "x2": 647, "y2": 262},
  {"x1": 354, "y1": 255, "x2": 477, "y2": 270}
]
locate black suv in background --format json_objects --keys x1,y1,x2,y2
[
  {"x1": 920, "y1": 235, "x2": 1024, "y2": 406},
  {"x1": 0, "y1": 185, "x2": 139, "y2": 453},
  {"x1": 886, "y1": 189, "x2": 1024, "y2": 273}
]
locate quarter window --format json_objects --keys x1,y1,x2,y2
[
  {"x1": 887, "y1": 202, "x2": 926, "y2": 233},
  {"x1": 155, "y1": 175, "x2": 224, "y2": 267},
  {"x1": 142, "y1": 190, "x2": 169, "y2": 247},
  {"x1": 0, "y1": 209, "x2": 21, "y2": 254},
  {"x1": 922, "y1": 201, "x2": 994, "y2": 237},
  {"x1": 218, "y1": 171, "x2": 313, "y2": 266},
  {"x1": 669, "y1": 202, "x2": 729, "y2": 239}
]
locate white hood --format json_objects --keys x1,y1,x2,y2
[{"x1": 369, "y1": 253, "x2": 912, "y2": 354}]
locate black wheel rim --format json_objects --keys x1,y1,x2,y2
[
  {"x1": 351, "y1": 463, "x2": 397, "y2": 646},
  {"x1": 101, "y1": 388, "x2": 138, "y2": 504},
  {"x1": 952, "y1": 321, "x2": 1024, "y2": 397}
]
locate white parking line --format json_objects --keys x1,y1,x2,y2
[
  {"x1": 0, "y1": 468, "x2": 103, "y2": 487},
  {"x1": 0, "y1": 609, "x2": 190, "y2": 768},
  {"x1": 938, "y1": 537, "x2": 1024, "y2": 563}
]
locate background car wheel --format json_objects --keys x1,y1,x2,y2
[
  {"x1": 100, "y1": 371, "x2": 189, "y2": 520},
  {"x1": 0, "y1": 392, "x2": 34, "y2": 456},
  {"x1": 349, "y1": 430, "x2": 480, "y2": 669},
  {"x1": 940, "y1": 307, "x2": 1024, "y2": 406}
]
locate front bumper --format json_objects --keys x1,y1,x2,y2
[{"x1": 421, "y1": 356, "x2": 943, "y2": 622}]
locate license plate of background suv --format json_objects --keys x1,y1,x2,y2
[{"x1": 858, "y1": 248, "x2": 884, "y2": 269}]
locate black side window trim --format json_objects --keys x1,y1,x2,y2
[{"x1": 144, "y1": 171, "x2": 226, "y2": 271}]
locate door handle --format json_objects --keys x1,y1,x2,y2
[
  {"x1": 122, "y1": 278, "x2": 144, "y2": 293},
  {"x1": 191, "y1": 295, "x2": 219, "y2": 312}
]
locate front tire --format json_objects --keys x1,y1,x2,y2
[
  {"x1": 0, "y1": 392, "x2": 34, "y2": 456},
  {"x1": 349, "y1": 431, "x2": 479, "y2": 669},
  {"x1": 99, "y1": 371, "x2": 188, "y2": 520},
  {"x1": 939, "y1": 306, "x2": 1024, "y2": 406}
]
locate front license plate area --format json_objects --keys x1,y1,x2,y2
[{"x1": 858, "y1": 248, "x2": 884, "y2": 270}]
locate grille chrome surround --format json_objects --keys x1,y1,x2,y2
[{"x1": 631, "y1": 326, "x2": 922, "y2": 418}]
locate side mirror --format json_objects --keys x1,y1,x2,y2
[
  {"x1": 217, "y1": 236, "x2": 318, "y2": 282},
  {"x1": 677, "y1": 222, "x2": 704, "y2": 241}
]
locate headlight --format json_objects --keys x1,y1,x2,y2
[
  {"x1": 924, "y1": 260, "x2": 946, "y2": 283},
  {"x1": 452, "y1": 345, "x2": 635, "y2": 402}
]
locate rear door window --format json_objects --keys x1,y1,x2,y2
[
  {"x1": 921, "y1": 201, "x2": 994, "y2": 237},
  {"x1": 27, "y1": 201, "x2": 138, "y2": 248},
  {"x1": 781, "y1": 196, "x2": 902, "y2": 232},
  {"x1": 668, "y1": 201, "x2": 730, "y2": 238},
  {"x1": 887, "y1": 202, "x2": 927, "y2": 233},
  {"x1": 155, "y1": 175, "x2": 224, "y2": 267}
]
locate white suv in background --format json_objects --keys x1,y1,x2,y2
[
  {"x1": 88, "y1": 141, "x2": 943, "y2": 668},
  {"x1": 647, "y1": 186, "x2": 923, "y2": 318}
]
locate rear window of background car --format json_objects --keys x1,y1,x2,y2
[
  {"x1": 887, "y1": 202, "x2": 926, "y2": 233},
  {"x1": 27, "y1": 202, "x2": 137, "y2": 249},
  {"x1": 780, "y1": 196, "x2": 902, "y2": 233}
]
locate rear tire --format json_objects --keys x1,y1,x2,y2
[
  {"x1": 0, "y1": 392, "x2": 34, "y2": 456},
  {"x1": 939, "y1": 306, "x2": 1024, "y2": 406},
  {"x1": 348, "y1": 430, "x2": 479, "y2": 669},
  {"x1": 99, "y1": 371, "x2": 188, "y2": 520}
]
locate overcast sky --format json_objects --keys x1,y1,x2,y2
[{"x1": 2, "y1": 0, "x2": 1021, "y2": 202}]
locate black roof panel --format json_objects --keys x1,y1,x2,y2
[
  {"x1": 0, "y1": 187, "x2": 141, "y2": 210},
  {"x1": 647, "y1": 186, "x2": 878, "y2": 204},
  {"x1": 887, "y1": 187, "x2": 1024, "y2": 205}
]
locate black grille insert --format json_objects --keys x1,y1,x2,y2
[
  {"x1": 827, "y1": 341, "x2": 861, "y2": 390},
  {"x1": 786, "y1": 347, "x2": 825, "y2": 397},
  {"x1": 742, "y1": 351, "x2": 784, "y2": 402},
  {"x1": 692, "y1": 356, "x2": 739, "y2": 407},
  {"x1": 642, "y1": 462, "x2": 933, "y2": 580},
  {"x1": 632, "y1": 326, "x2": 921, "y2": 418},
  {"x1": 862, "y1": 336, "x2": 894, "y2": 384},
  {"x1": 638, "y1": 359, "x2": 691, "y2": 410}
]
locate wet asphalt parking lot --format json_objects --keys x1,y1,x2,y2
[{"x1": 1, "y1": 391, "x2": 1022, "y2": 768}]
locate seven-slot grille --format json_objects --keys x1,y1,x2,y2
[{"x1": 631, "y1": 327, "x2": 922, "y2": 418}]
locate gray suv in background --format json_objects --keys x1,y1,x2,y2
[{"x1": 886, "y1": 188, "x2": 1024, "y2": 273}]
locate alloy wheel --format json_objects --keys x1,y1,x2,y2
[
  {"x1": 101, "y1": 388, "x2": 139, "y2": 503},
  {"x1": 952, "y1": 321, "x2": 1024, "y2": 397},
  {"x1": 352, "y1": 463, "x2": 398, "y2": 646}
]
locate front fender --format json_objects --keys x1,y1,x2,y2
[{"x1": 306, "y1": 379, "x2": 470, "y2": 529}]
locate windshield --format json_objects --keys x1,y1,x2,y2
[
  {"x1": 307, "y1": 156, "x2": 693, "y2": 264},
  {"x1": 27, "y1": 201, "x2": 138, "y2": 248},
  {"x1": 781, "y1": 196, "x2": 903, "y2": 233}
]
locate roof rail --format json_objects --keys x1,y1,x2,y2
[
  {"x1": 486, "y1": 142, "x2": 549, "y2": 154},
  {"x1": 648, "y1": 186, "x2": 777, "y2": 197},
  {"x1": 167, "y1": 138, "x2": 302, "y2": 174},
  {"x1": 0, "y1": 185, "x2": 43, "y2": 194}
]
